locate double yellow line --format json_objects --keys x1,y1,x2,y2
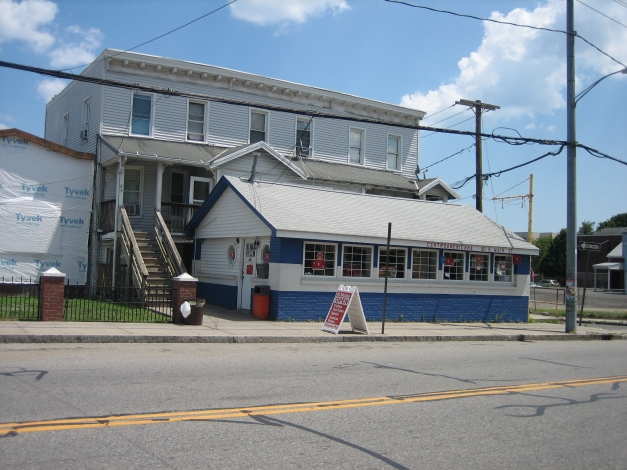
[{"x1": 2, "y1": 375, "x2": 625, "y2": 436}]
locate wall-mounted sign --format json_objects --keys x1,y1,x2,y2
[
  {"x1": 444, "y1": 257, "x2": 454, "y2": 266},
  {"x1": 513, "y1": 255, "x2": 522, "y2": 265},
  {"x1": 227, "y1": 245, "x2": 237, "y2": 266}
]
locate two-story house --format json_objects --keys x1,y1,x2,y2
[{"x1": 44, "y1": 49, "x2": 460, "y2": 292}]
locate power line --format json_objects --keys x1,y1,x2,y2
[
  {"x1": 577, "y1": 0, "x2": 627, "y2": 29},
  {"x1": 494, "y1": 177, "x2": 530, "y2": 198},
  {"x1": 420, "y1": 103, "x2": 455, "y2": 121},
  {"x1": 384, "y1": 0, "x2": 626, "y2": 68},
  {"x1": 424, "y1": 108, "x2": 471, "y2": 127},
  {"x1": 422, "y1": 144, "x2": 475, "y2": 171},
  {"x1": 62, "y1": 0, "x2": 238, "y2": 73},
  {"x1": 612, "y1": 0, "x2": 627, "y2": 9},
  {"x1": 420, "y1": 116, "x2": 475, "y2": 139}
]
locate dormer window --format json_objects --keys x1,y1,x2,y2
[
  {"x1": 250, "y1": 110, "x2": 266, "y2": 143},
  {"x1": 187, "y1": 101, "x2": 206, "y2": 141},
  {"x1": 296, "y1": 118, "x2": 311, "y2": 157}
]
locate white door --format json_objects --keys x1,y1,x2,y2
[{"x1": 241, "y1": 239, "x2": 257, "y2": 310}]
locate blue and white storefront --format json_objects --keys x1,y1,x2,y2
[{"x1": 186, "y1": 176, "x2": 539, "y2": 322}]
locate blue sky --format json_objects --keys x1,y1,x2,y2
[{"x1": 1, "y1": 0, "x2": 626, "y2": 234}]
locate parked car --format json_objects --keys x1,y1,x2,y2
[
  {"x1": 530, "y1": 281, "x2": 537, "y2": 288},
  {"x1": 538, "y1": 279, "x2": 560, "y2": 288}
]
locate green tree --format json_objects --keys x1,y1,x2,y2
[
  {"x1": 538, "y1": 229, "x2": 567, "y2": 278},
  {"x1": 578, "y1": 220, "x2": 596, "y2": 235},
  {"x1": 597, "y1": 213, "x2": 627, "y2": 231},
  {"x1": 531, "y1": 236, "x2": 552, "y2": 275}
]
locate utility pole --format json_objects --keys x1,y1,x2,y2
[
  {"x1": 565, "y1": 0, "x2": 577, "y2": 333},
  {"x1": 491, "y1": 174, "x2": 534, "y2": 242},
  {"x1": 455, "y1": 99, "x2": 500, "y2": 212}
]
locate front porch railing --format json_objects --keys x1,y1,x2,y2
[
  {"x1": 155, "y1": 211, "x2": 186, "y2": 278},
  {"x1": 160, "y1": 202, "x2": 200, "y2": 234}
]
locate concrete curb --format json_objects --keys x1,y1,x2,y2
[{"x1": 0, "y1": 333, "x2": 623, "y2": 344}]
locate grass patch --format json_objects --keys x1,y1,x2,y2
[{"x1": 530, "y1": 308, "x2": 627, "y2": 320}]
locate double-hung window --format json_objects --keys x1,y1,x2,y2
[
  {"x1": 349, "y1": 128, "x2": 364, "y2": 164},
  {"x1": 123, "y1": 166, "x2": 143, "y2": 216},
  {"x1": 250, "y1": 110, "x2": 266, "y2": 143},
  {"x1": 187, "y1": 101, "x2": 206, "y2": 141},
  {"x1": 469, "y1": 253, "x2": 489, "y2": 282},
  {"x1": 131, "y1": 93, "x2": 152, "y2": 136},
  {"x1": 379, "y1": 248, "x2": 406, "y2": 279},
  {"x1": 387, "y1": 135, "x2": 400, "y2": 170},
  {"x1": 342, "y1": 245, "x2": 372, "y2": 278},
  {"x1": 303, "y1": 243, "x2": 336, "y2": 276},
  {"x1": 494, "y1": 255, "x2": 513, "y2": 282},
  {"x1": 296, "y1": 118, "x2": 312, "y2": 157},
  {"x1": 442, "y1": 251, "x2": 464, "y2": 281},
  {"x1": 411, "y1": 249, "x2": 437, "y2": 280}
]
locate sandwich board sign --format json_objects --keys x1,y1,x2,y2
[{"x1": 322, "y1": 285, "x2": 369, "y2": 335}]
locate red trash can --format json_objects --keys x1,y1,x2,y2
[{"x1": 252, "y1": 286, "x2": 270, "y2": 320}]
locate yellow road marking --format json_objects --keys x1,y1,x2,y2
[{"x1": 1, "y1": 375, "x2": 625, "y2": 436}]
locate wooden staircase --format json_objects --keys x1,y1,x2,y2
[{"x1": 133, "y1": 232, "x2": 172, "y2": 291}]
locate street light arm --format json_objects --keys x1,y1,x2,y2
[{"x1": 574, "y1": 68, "x2": 627, "y2": 105}]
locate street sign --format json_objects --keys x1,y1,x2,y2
[{"x1": 578, "y1": 241, "x2": 600, "y2": 251}]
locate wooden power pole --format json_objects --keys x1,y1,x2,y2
[
  {"x1": 455, "y1": 99, "x2": 500, "y2": 212},
  {"x1": 491, "y1": 174, "x2": 534, "y2": 242}
]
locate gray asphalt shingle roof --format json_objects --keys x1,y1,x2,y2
[
  {"x1": 101, "y1": 135, "x2": 225, "y2": 164},
  {"x1": 223, "y1": 176, "x2": 538, "y2": 254}
]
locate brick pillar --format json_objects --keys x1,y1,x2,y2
[
  {"x1": 39, "y1": 268, "x2": 66, "y2": 321},
  {"x1": 172, "y1": 273, "x2": 198, "y2": 324}
]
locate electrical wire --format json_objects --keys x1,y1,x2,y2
[
  {"x1": 577, "y1": 0, "x2": 627, "y2": 29},
  {"x1": 384, "y1": 0, "x2": 626, "y2": 68},
  {"x1": 420, "y1": 116, "x2": 475, "y2": 139},
  {"x1": 423, "y1": 108, "x2": 471, "y2": 127},
  {"x1": 62, "y1": 1, "x2": 238, "y2": 73},
  {"x1": 421, "y1": 144, "x2": 475, "y2": 171},
  {"x1": 482, "y1": 116, "x2": 498, "y2": 222},
  {"x1": 420, "y1": 103, "x2": 456, "y2": 121},
  {"x1": 494, "y1": 177, "x2": 530, "y2": 198}
]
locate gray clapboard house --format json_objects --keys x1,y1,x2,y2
[{"x1": 44, "y1": 49, "x2": 459, "y2": 291}]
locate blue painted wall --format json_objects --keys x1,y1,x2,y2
[
  {"x1": 197, "y1": 282, "x2": 238, "y2": 310},
  {"x1": 270, "y1": 290, "x2": 529, "y2": 323}
]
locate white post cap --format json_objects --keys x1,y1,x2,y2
[{"x1": 41, "y1": 267, "x2": 66, "y2": 277}]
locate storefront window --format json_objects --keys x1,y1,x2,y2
[
  {"x1": 469, "y1": 253, "x2": 489, "y2": 282},
  {"x1": 412, "y1": 250, "x2": 437, "y2": 280},
  {"x1": 303, "y1": 243, "x2": 336, "y2": 276},
  {"x1": 342, "y1": 245, "x2": 372, "y2": 277},
  {"x1": 442, "y1": 251, "x2": 464, "y2": 281},
  {"x1": 494, "y1": 255, "x2": 513, "y2": 282},
  {"x1": 379, "y1": 248, "x2": 406, "y2": 279}
]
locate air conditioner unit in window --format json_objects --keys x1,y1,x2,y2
[
  {"x1": 125, "y1": 204, "x2": 140, "y2": 216},
  {"x1": 296, "y1": 146, "x2": 311, "y2": 157}
]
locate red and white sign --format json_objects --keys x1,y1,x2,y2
[
  {"x1": 513, "y1": 254, "x2": 522, "y2": 265},
  {"x1": 322, "y1": 285, "x2": 369, "y2": 335},
  {"x1": 475, "y1": 255, "x2": 483, "y2": 264},
  {"x1": 246, "y1": 264, "x2": 254, "y2": 275},
  {"x1": 444, "y1": 257, "x2": 454, "y2": 266}
]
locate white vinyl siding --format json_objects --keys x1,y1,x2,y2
[
  {"x1": 200, "y1": 238, "x2": 241, "y2": 277},
  {"x1": 195, "y1": 187, "x2": 272, "y2": 239}
]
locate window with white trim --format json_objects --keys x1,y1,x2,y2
[
  {"x1": 349, "y1": 128, "x2": 364, "y2": 164},
  {"x1": 494, "y1": 255, "x2": 513, "y2": 282},
  {"x1": 342, "y1": 245, "x2": 372, "y2": 278},
  {"x1": 189, "y1": 177, "x2": 212, "y2": 205},
  {"x1": 303, "y1": 243, "x2": 336, "y2": 277},
  {"x1": 250, "y1": 110, "x2": 266, "y2": 143},
  {"x1": 379, "y1": 248, "x2": 406, "y2": 279},
  {"x1": 187, "y1": 101, "x2": 206, "y2": 141},
  {"x1": 131, "y1": 93, "x2": 152, "y2": 136},
  {"x1": 469, "y1": 253, "x2": 489, "y2": 282},
  {"x1": 123, "y1": 166, "x2": 143, "y2": 216},
  {"x1": 81, "y1": 97, "x2": 90, "y2": 140},
  {"x1": 296, "y1": 118, "x2": 312, "y2": 157},
  {"x1": 411, "y1": 249, "x2": 437, "y2": 280},
  {"x1": 387, "y1": 135, "x2": 400, "y2": 170},
  {"x1": 442, "y1": 251, "x2": 464, "y2": 281},
  {"x1": 61, "y1": 113, "x2": 69, "y2": 146}
]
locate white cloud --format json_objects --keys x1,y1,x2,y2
[
  {"x1": 48, "y1": 25, "x2": 103, "y2": 68},
  {"x1": 0, "y1": 123, "x2": 10, "y2": 130},
  {"x1": 401, "y1": 0, "x2": 627, "y2": 123},
  {"x1": 0, "y1": 0, "x2": 57, "y2": 52},
  {"x1": 230, "y1": 0, "x2": 349, "y2": 27},
  {"x1": 37, "y1": 78, "x2": 67, "y2": 102}
]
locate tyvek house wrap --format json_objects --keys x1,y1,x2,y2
[{"x1": 0, "y1": 138, "x2": 93, "y2": 283}]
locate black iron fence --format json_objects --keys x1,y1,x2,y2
[
  {"x1": 64, "y1": 282, "x2": 172, "y2": 322},
  {"x1": 0, "y1": 277, "x2": 40, "y2": 320}
]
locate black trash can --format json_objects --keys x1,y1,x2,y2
[{"x1": 183, "y1": 298, "x2": 205, "y2": 325}]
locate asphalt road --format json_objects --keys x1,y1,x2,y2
[
  {"x1": 531, "y1": 287, "x2": 627, "y2": 311},
  {"x1": 2, "y1": 341, "x2": 626, "y2": 469}
]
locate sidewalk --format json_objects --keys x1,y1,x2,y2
[{"x1": 1, "y1": 305, "x2": 625, "y2": 343}]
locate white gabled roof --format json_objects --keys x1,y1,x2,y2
[
  {"x1": 222, "y1": 176, "x2": 538, "y2": 254},
  {"x1": 607, "y1": 242, "x2": 624, "y2": 259}
]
